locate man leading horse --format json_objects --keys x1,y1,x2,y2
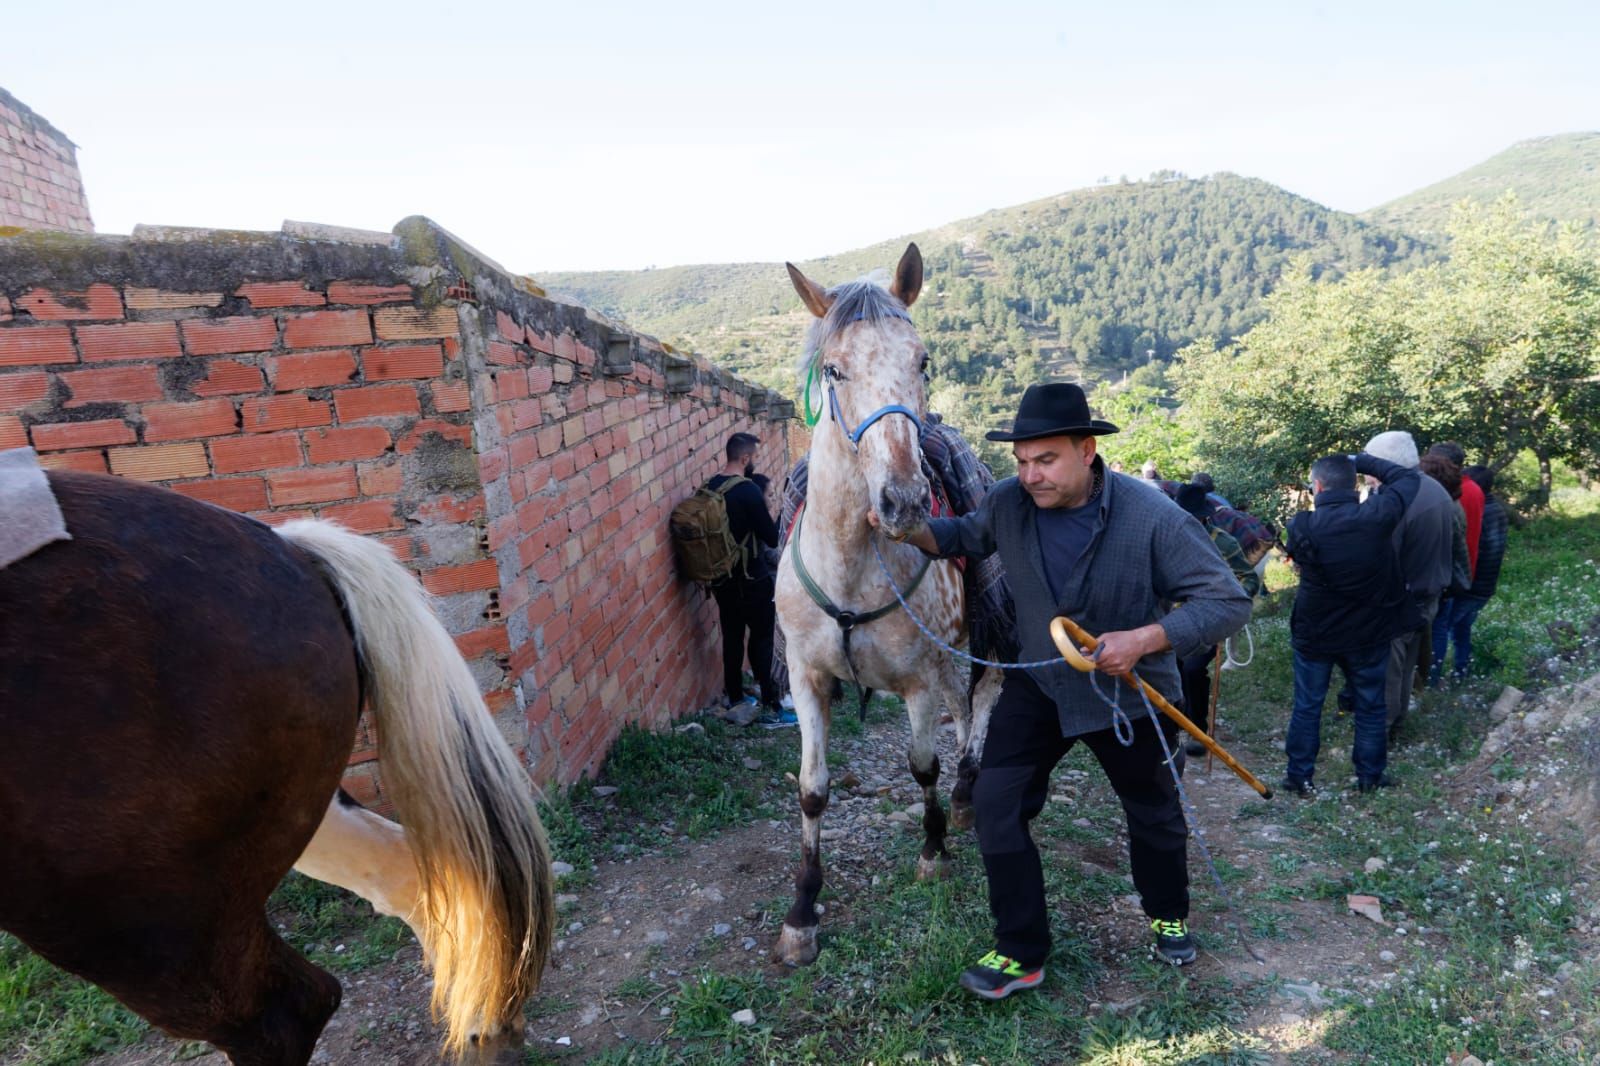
[{"x1": 873, "y1": 382, "x2": 1251, "y2": 997}]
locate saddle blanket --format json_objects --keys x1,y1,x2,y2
[{"x1": 0, "y1": 447, "x2": 71, "y2": 570}]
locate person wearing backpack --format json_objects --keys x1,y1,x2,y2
[{"x1": 703, "y1": 433, "x2": 781, "y2": 715}]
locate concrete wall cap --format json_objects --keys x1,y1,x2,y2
[{"x1": 281, "y1": 220, "x2": 398, "y2": 247}]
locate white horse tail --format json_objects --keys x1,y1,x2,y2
[{"x1": 276, "y1": 519, "x2": 553, "y2": 1057}]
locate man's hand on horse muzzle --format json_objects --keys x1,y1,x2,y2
[{"x1": 866, "y1": 509, "x2": 936, "y2": 552}]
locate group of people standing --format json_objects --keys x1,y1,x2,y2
[
  {"x1": 688, "y1": 388, "x2": 1508, "y2": 1002},
  {"x1": 1281, "y1": 432, "x2": 1509, "y2": 797}
]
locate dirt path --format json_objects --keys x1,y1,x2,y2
[{"x1": 85, "y1": 680, "x2": 1598, "y2": 1065}]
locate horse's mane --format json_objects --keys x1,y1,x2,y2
[{"x1": 794, "y1": 271, "x2": 910, "y2": 384}]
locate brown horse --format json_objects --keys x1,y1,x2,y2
[{"x1": 0, "y1": 471, "x2": 554, "y2": 1065}]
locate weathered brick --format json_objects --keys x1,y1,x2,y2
[
  {"x1": 396, "y1": 418, "x2": 471, "y2": 454},
  {"x1": 373, "y1": 305, "x2": 458, "y2": 340},
  {"x1": 14, "y1": 284, "x2": 122, "y2": 321},
  {"x1": 31, "y1": 418, "x2": 135, "y2": 451},
  {"x1": 125, "y1": 287, "x2": 225, "y2": 311},
  {"x1": 454, "y1": 625, "x2": 511, "y2": 660},
  {"x1": 53, "y1": 368, "x2": 157, "y2": 415},
  {"x1": 356, "y1": 460, "x2": 403, "y2": 496},
  {"x1": 328, "y1": 281, "x2": 412, "y2": 305},
  {"x1": 241, "y1": 394, "x2": 332, "y2": 433},
  {"x1": 0, "y1": 371, "x2": 50, "y2": 410},
  {"x1": 0, "y1": 326, "x2": 76, "y2": 366},
  {"x1": 108, "y1": 441, "x2": 210, "y2": 481},
  {"x1": 142, "y1": 398, "x2": 238, "y2": 442},
  {"x1": 284, "y1": 309, "x2": 371, "y2": 349},
  {"x1": 210, "y1": 432, "x2": 302, "y2": 473},
  {"x1": 320, "y1": 498, "x2": 401, "y2": 534},
  {"x1": 173, "y1": 477, "x2": 269, "y2": 511},
  {"x1": 236, "y1": 281, "x2": 326, "y2": 308},
  {"x1": 495, "y1": 310, "x2": 524, "y2": 342},
  {"x1": 268, "y1": 465, "x2": 358, "y2": 506},
  {"x1": 334, "y1": 384, "x2": 419, "y2": 422},
  {"x1": 364, "y1": 344, "x2": 444, "y2": 381},
  {"x1": 421, "y1": 558, "x2": 499, "y2": 596},
  {"x1": 269, "y1": 351, "x2": 357, "y2": 391},
  {"x1": 487, "y1": 340, "x2": 519, "y2": 366},
  {"x1": 430, "y1": 380, "x2": 471, "y2": 413},
  {"x1": 77, "y1": 322, "x2": 182, "y2": 362},
  {"x1": 0, "y1": 414, "x2": 24, "y2": 449},
  {"x1": 415, "y1": 493, "x2": 484, "y2": 524},
  {"x1": 181, "y1": 315, "x2": 279, "y2": 356},
  {"x1": 190, "y1": 359, "x2": 266, "y2": 397},
  {"x1": 305, "y1": 425, "x2": 392, "y2": 463},
  {"x1": 36, "y1": 449, "x2": 108, "y2": 473}
]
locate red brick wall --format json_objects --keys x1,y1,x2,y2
[
  {"x1": 0, "y1": 89, "x2": 93, "y2": 234},
  {"x1": 1, "y1": 219, "x2": 793, "y2": 794},
  {"x1": 465, "y1": 300, "x2": 788, "y2": 781}
]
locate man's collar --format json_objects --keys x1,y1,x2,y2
[{"x1": 1314, "y1": 488, "x2": 1360, "y2": 506}]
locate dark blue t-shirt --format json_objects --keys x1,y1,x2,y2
[{"x1": 1036, "y1": 498, "x2": 1098, "y2": 603}]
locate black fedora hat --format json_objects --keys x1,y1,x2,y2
[{"x1": 986, "y1": 382, "x2": 1119, "y2": 442}]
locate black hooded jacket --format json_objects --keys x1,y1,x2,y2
[{"x1": 1287, "y1": 453, "x2": 1422, "y2": 656}]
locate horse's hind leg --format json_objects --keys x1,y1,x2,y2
[
  {"x1": 773, "y1": 667, "x2": 831, "y2": 967},
  {"x1": 952, "y1": 665, "x2": 1003, "y2": 831},
  {"x1": 905, "y1": 684, "x2": 952, "y2": 880},
  {"x1": 187, "y1": 920, "x2": 342, "y2": 1066},
  {"x1": 293, "y1": 790, "x2": 425, "y2": 945},
  {"x1": 17, "y1": 908, "x2": 339, "y2": 1066}
]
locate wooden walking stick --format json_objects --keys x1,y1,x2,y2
[
  {"x1": 1208, "y1": 642, "x2": 1223, "y2": 775},
  {"x1": 1049, "y1": 616, "x2": 1273, "y2": 800}
]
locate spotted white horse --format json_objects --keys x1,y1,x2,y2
[{"x1": 772, "y1": 245, "x2": 1002, "y2": 966}]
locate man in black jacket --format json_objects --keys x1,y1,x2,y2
[
  {"x1": 709, "y1": 433, "x2": 781, "y2": 713},
  {"x1": 878, "y1": 383, "x2": 1251, "y2": 992},
  {"x1": 1283, "y1": 453, "x2": 1421, "y2": 796}
]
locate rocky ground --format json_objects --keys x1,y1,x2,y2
[{"x1": 77, "y1": 669, "x2": 1600, "y2": 1066}]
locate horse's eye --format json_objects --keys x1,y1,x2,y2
[
  {"x1": 823, "y1": 364, "x2": 842, "y2": 381},
  {"x1": 920, "y1": 354, "x2": 931, "y2": 376}
]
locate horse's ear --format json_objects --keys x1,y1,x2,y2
[
  {"x1": 787, "y1": 262, "x2": 833, "y2": 318},
  {"x1": 890, "y1": 242, "x2": 923, "y2": 308}
]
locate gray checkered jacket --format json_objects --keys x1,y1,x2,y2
[{"x1": 929, "y1": 460, "x2": 1252, "y2": 737}]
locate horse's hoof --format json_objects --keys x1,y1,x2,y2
[
  {"x1": 949, "y1": 801, "x2": 975, "y2": 832},
  {"x1": 772, "y1": 922, "x2": 820, "y2": 967},
  {"x1": 916, "y1": 854, "x2": 952, "y2": 881}
]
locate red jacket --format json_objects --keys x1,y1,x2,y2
[{"x1": 1460, "y1": 475, "x2": 1484, "y2": 577}]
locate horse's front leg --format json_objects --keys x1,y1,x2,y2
[
  {"x1": 952, "y1": 665, "x2": 1003, "y2": 832},
  {"x1": 773, "y1": 667, "x2": 832, "y2": 967},
  {"x1": 905, "y1": 684, "x2": 952, "y2": 880}
]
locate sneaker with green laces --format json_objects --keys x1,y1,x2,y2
[
  {"x1": 1151, "y1": 918, "x2": 1197, "y2": 966},
  {"x1": 958, "y1": 950, "x2": 1044, "y2": 999}
]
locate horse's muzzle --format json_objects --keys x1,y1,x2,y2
[{"x1": 877, "y1": 483, "x2": 932, "y2": 538}]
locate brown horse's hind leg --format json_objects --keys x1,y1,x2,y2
[{"x1": 151, "y1": 921, "x2": 340, "y2": 1066}]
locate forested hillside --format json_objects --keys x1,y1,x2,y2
[
  {"x1": 1364, "y1": 132, "x2": 1600, "y2": 235},
  {"x1": 543, "y1": 173, "x2": 1428, "y2": 468}
]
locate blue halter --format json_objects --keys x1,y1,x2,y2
[{"x1": 815, "y1": 306, "x2": 923, "y2": 449}]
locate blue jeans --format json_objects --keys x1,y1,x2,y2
[
  {"x1": 1429, "y1": 596, "x2": 1488, "y2": 684},
  {"x1": 1287, "y1": 642, "x2": 1389, "y2": 785}
]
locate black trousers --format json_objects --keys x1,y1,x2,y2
[
  {"x1": 711, "y1": 572, "x2": 778, "y2": 707},
  {"x1": 973, "y1": 669, "x2": 1189, "y2": 968},
  {"x1": 1179, "y1": 645, "x2": 1217, "y2": 733}
]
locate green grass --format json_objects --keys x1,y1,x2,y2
[
  {"x1": 0, "y1": 936, "x2": 146, "y2": 1066},
  {"x1": 6, "y1": 491, "x2": 1598, "y2": 1064}
]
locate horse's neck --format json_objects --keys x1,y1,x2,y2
[{"x1": 803, "y1": 440, "x2": 871, "y2": 576}]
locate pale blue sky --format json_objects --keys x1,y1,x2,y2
[{"x1": 9, "y1": 0, "x2": 1597, "y2": 270}]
